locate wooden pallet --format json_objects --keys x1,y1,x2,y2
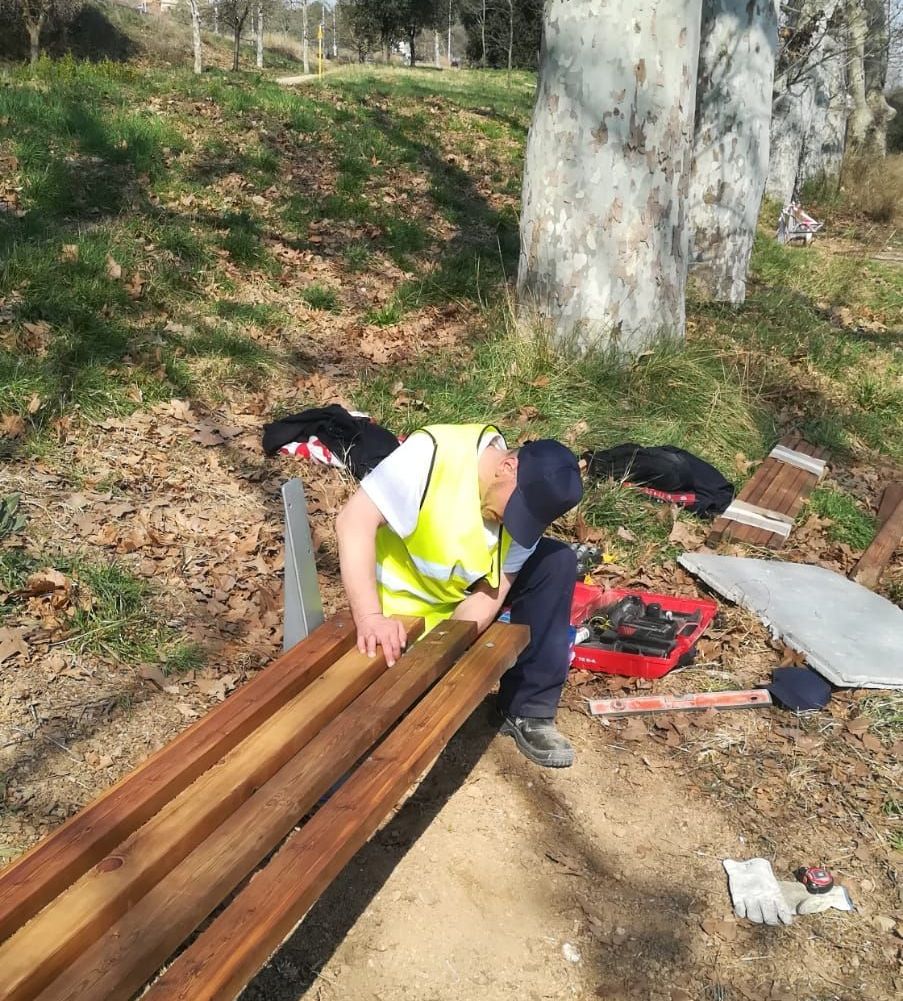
[
  {"x1": 706, "y1": 435, "x2": 829, "y2": 549},
  {"x1": 0, "y1": 615, "x2": 529, "y2": 1001}
]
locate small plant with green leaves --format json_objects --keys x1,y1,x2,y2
[{"x1": 0, "y1": 495, "x2": 26, "y2": 541}]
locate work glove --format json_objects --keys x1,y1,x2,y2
[
  {"x1": 777, "y1": 880, "x2": 853, "y2": 916},
  {"x1": 723, "y1": 858, "x2": 795, "y2": 926}
]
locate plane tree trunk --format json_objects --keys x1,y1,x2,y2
[
  {"x1": 188, "y1": 0, "x2": 203, "y2": 74},
  {"x1": 517, "y1": 0, "x2": 703, "y2": 355},
  {"x1": 688, "y1": 0, "x2": 778, "y2": 303}
]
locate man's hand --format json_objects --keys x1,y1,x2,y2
[{"x1": 356, "y1": 612, "x2": 407, "y2": 666}]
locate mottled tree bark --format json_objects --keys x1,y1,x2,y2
[
  {"x1": 847, "y1": 0, "x2": 871, "y2": 145},
  {"x1": 302, "y1": 0, "x2": 310, "y2": 74},
  {"x1": 847, "y1": 0, "x2": 896, "y2": 153},
  {"x1": 517, "y1": 0, "x2": 703, "y2": 354},
  {"x1": 799, "y1": 26, "x2": 846, "y2": 182},
  {"x1": 256, "y1": 4, "x2": 264, "y2": 69},
  {"x1": 766, "y1": 0, "x2": 845, "y2": 204},
  {"x1": 232, "y1": 25, "x2": 242, "y2": 70},
  {"x1": 689, "y1": 0, "x2": 778, "y2": 303},
  {"x1": 188, "y1": 0, "x2": 204, "y2": 74}
]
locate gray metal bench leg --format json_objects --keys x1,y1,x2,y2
[{"x1": 282, "y1": 478, "x2": 324, "y2": 651}]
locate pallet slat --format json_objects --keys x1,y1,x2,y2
[
  {"x1": 706, "y1": 437, "x2": 827, "y2": 549},
  {"x1": 34, "y1": 620, "x2": 479, "y2": 1001},
  {"x1": 0, "y1": 618, "x2": 423, "y2": 1001},
  {"x1": 141, "y1": 621, "x2": 530, "y2": 1001},
  {"x1": 0, "y1": 613, "x2": 356, "y2": 946}
]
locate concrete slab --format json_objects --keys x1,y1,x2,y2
[{"x1": 678, "y1": 554, "x2": 903, "y2": 689}]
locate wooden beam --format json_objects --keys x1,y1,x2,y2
[
  {"x1": 0, "y1": 617, "x2": 422, "y2": 1001},
  {"x1": 141, "y1": 622, "x2": 530, "y2": 1001},
  {"x1": 851, "y1": 489, "x2": 903, "y2": 589},
  {"x1": 0, "y1": 612, "x2": 356, "y2": 947},
  {"x1": 34, "y1": 620, "x2": 479, "y2": 1001},
  {"x1": 876, "y1": 483, "x2": 903, "y2": 528}
]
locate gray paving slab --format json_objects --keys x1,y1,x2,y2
[{"x1": 678, "y1": 554, "x2": 903, "y2": 689}]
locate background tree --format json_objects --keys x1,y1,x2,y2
[
  {"x1": 688, "y1": 0, "x2": 779, "y2": 304},
  {"x1": 256, "y1": 0, "x2": 264, "y2": 67},
  {"x1": 346, "y1": 0, "x2": 402, "y2": 62},
  {"x1": 219, "y1": 0, "x2": 254, "y2": 70},
  {"x1": 188, "y1": 0, "x2": 204, "y2": 74},
  {"x1": 401, "y1": 0, "x2": 438, "y2": 66},
  {"x1": 301, "y1": 0, "x2": 310, "y2": 73},
  {"x1": 518, "y1": 0, "x2": 703, "y2": 354},
  {"x1": 9, "y1": 0, "x2": 82, "y2": 65},
  {"x1": 459, "y1": 0, "x2": 541, "y2": 69}
]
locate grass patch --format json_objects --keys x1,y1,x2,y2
[
  {"x1": 859, "y1": 694, "x2": 903, "y2": 744},
  {"x1": 364, "y1": 299, "x2": 405, "y2": 327},
  {"x1": 356, "y1": 322, "x2": 768, "y2": 560},
  {"x1": 807, "y1": 487, "x2": 876, "y2": 549},
  {"x1": 301, "y1": 283, "x2": 341, "y2": 312},
  {"x1": 0, "y1": 550, "x2": 191, "y2": 664}
]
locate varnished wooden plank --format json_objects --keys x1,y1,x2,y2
[
  {"x1": 708, "y1": 437, "x2": 828, "y2": 549},
  {"x1": 34, "y1": 620, "x2": 478, "y2": 1001},
  {"x1": 0, "y1": 617, "x2": 422, "y2": 1001},
  {"x1": 141, "y1": 622, "x2": 530, "y2": 1001},
  {"x1": 762, "y1": 440, "x2": 829, "y2": 548},
  {"x1": 851, "y1": 493, "x2": 903, "y2": 589},
  {"x1": 0, "y1": 613, "x2": 356, "y2": 947},
  {"x1": 877, "y1": 483, "x2": 903, "y2": 527}
]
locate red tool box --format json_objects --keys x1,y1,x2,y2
[{"x1": 569, "y1": 582, "x2": 718, "y2": 680}]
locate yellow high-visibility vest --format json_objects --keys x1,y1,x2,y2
[{"x1": 376, "y1": 424, "x2": 513, "y2": 632}]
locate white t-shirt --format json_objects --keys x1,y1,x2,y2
[{"x1": 361, "y1": 428, "x2": 537, "y2": 577}]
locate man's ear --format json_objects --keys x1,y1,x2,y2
[{"x1": 498, "y1": 452, "x2": 519, "y2": 480}]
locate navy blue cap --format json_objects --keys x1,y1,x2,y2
[
  {"x1": 503, "y1": 440, "x2": 583, "y2": 548},
  {"x1": 767, "y1": 667, "x2": 832, "y2": 711}
]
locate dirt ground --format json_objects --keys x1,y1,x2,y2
[{"x1": 239, "y1": 676, "x2": 901, "y2": 1001}]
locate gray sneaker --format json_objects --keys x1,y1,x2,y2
[{"x1": 498, "y1": 713, "x2": 575, "y2": 768}]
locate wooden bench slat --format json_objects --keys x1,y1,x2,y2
[
  {"x1": 33, "y1": 620, "x2": 479, "y2": 1001},
  {"x1": 140, "y1": 621, "x2": 530, "y2": 1001},
  {"x1": 0, "y1": 613, "x2": 356, "y2": 947},
  {"x1": 0, "y1": 617, "x2": 423, "y2": 1001}
]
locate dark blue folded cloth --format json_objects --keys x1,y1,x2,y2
[{"x1": 768, "y1": 666, "x2": 832, "y2": 711}]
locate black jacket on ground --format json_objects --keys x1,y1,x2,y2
[
  {"x1": 262, "y1": 405, "x2": 399, "y2": 479},
  {"x1": 581, "y1": 444, "x2": 735, "y2": 517}
]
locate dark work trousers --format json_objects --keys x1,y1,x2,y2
[{"x1": 497, "y1": 537, "x2": 577, "y2": 718}]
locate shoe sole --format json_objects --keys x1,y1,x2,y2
[{"x1": 499, "y1": 720, "x2": 574, "y2": 769}]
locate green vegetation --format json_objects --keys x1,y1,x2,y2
[
  {"x1": 301, "y1": 283, "x2": 341, "y2": 312},
  {"x1": 0, "y1": 52, "x2": 900, "y2": 607},
  {"x1": 0, "y1": 550, "x2": 189, "y2": 663},
  {"x1": 808, "y1": 487, "x2": 877, "y2": 550}
]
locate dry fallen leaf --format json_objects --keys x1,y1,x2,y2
[
  {"x1": 0, "y1": 626, "x2": 28, "y2": 666},
  {"x1": 616, "y1": 526, "x2": 637, "y2": 543},
  {"x1": 668, "y1": 519, "x2": 703, "y2": 549},
  {"x1": 105, "y1": 255, "x2": 123, "y2": 280},
  {"x1": 138, "y1": 664, "x2": 169, "y2": 690},
  {"x1": 22, "y1": 568, "x2": 70, "y2": 597},
  {"x1": 0, "y1": 414, "x2": 26, "y2": 438},
  {"x1": 60, "y1": 244, "x2": 79, "y2": 263}
]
